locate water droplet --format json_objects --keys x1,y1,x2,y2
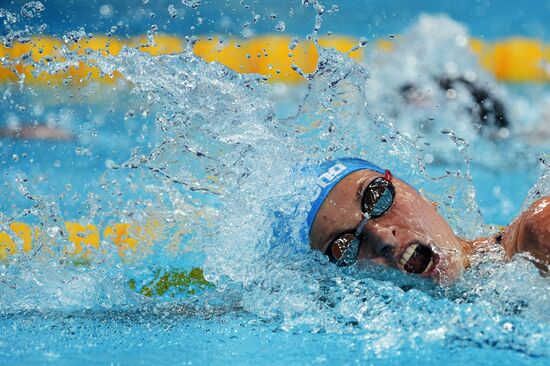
[
  {"x1": 168, "y1": 5, "x2": 178, "y2": 18},
  {"x1": 20, "y1": 1, "x2": 45, "y2": 18},
  {"x1": 181, "y1": 0, "x2": 201, "y2": 9},
  {"x1": 288, "y1": 37, "x2": 299, "y2": 50},
  {"x1": 105, "y1": 159, "x2": 119, "y2": 169},
  {"x1": 99, "y1": 4, "x2": 114, "y2": 17},
  {"x1": 46, "y1": 226, "x2": 60, "y2": 238},
  {"x1": 125, "y1": 109, "x2": 136, "y2": 120}
]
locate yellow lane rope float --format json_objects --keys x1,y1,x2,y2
[
  {"x1": 0, "y1": 221, "x2": 163, "y2": 261},
  {"x1": 1, "y1": 35, "x2": 550, "y2": 84}
]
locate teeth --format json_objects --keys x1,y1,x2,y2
[
  {"x1": 399, "y1": 243, "x2": 418, "y2": 266},
  {"x1": 422, "y1": 257, "x2": 433, "y2": 274}
]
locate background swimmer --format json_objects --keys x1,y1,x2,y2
[
  {"x1": 399, "y1": 75, "x2": 509, "y2": 137},
  {"x1": 307, "y1": 158, "x2": 550, "y2": 283}
]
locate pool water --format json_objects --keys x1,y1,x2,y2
[{"x1": 1, "y1": 1, "x2": 550, "y2": 365}]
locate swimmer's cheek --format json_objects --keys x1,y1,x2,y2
[{"x1": 502, "y1": 197, "x2": 550, "y2": 272}]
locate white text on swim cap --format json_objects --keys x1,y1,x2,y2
[
  {"x1": 308, "y1": 163, "x2": 348, "y2": 208},
  {"x1": 317, "y1": 163, "x2": 347, "y2": 188}
]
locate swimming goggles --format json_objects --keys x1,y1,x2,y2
[{"x1": 325, "y1": 170, "x2": 395, "y2": 266}]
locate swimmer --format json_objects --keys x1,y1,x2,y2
[
  {"x1": 307, "y1": 158, "x2": 550, "y2": 283},
  {"x1": 0, "y1": 125, "x2": 74, "y2": 141},
  {"x1": 399, "y1": 76, "x2": 509, "y2": 135}
]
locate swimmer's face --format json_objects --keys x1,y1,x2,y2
[{"x1": 309, "y1": 170, "x2": 467, "y2": 283}]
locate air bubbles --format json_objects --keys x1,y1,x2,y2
[
  {"x1": 269, "y1": 13, "x2": 277, "y2": 20},
  {"x1": 275, "y1": 21, "x2": 285, "y2": 32},
  {"x1": 253, "y1": 14, "x2": 260, "y2": 23}
]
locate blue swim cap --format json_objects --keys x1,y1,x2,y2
[{"x1": 305, "y1": 158, "x2": 385, "y2": 239}]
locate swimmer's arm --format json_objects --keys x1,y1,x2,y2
[{"x1": 500, "y1": 196, "x2": 550, "y2": 272}]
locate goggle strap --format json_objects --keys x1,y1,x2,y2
[{"x1": 384, "y1": 169, "x2": 393, "y2": 183}]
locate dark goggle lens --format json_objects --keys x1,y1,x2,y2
[
  {"x1": 327, "y1": 233, "x2": 358, "y2": 266},
  {"x1": 361, "y1": 178, "x2": 395, "y2": 217}
]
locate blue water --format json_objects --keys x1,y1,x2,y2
[
  {"x1": 15, "y1": 0, "x2": 550, "y2": 41},
  {"x1": 1, "y1": 1, "x2": 550, "y2": 365},
  {"x1": 0, "y1": 310, "x2": 545, "y2": 366}
]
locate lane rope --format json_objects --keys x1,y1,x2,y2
[{"x1": 1, "y1": 35, "x2": 549, "y2": 84}]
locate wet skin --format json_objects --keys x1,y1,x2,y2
[{"x1": 309, "y1": 169, "x2": 550, "y2": 282}]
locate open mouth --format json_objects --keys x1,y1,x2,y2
[{"x1": 399, "y1": 243, "x2": 437, "y2": 274}]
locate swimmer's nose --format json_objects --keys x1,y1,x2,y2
[{"x1": 363, "y1": 224, "x2": 397, "y2": 259}]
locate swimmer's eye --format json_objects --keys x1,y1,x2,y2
[
  {"x1": 361, "y1": 176, "x2": 395, "y2": 217},
  {"x1": 325, "y1": 232, "x2": 358, "y2": 266}
]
